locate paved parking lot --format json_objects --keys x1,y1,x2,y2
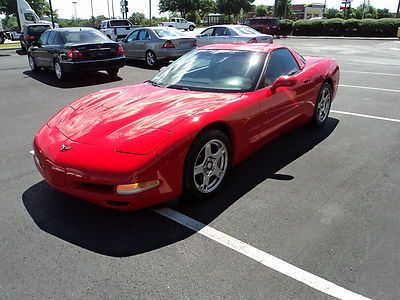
[{"x1": 1, "y1": 38, "x2": 400, "y2": 299}]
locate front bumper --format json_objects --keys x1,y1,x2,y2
[
  {"x1": 32, "y1": 125, "x2": 179, "y2": 211},
  {"x1": 60, "y1": 56, "x2": 126, "y2": 73}
]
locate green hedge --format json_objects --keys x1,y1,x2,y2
[
  {"x1": 291, "y1": 18, "x2": 400, "y2": 37},
  {"x1": 278, "y1": 19, "x2": 293, "y2": 35}
]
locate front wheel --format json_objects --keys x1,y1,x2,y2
[
  {"x1": 183, "y1": 130, "x2": 230, "y2": 200},
  {"x1": 107, "y1": 68, "x2": 119, "y2": 77},
  {"x1": 311, "y1": 82, "x2": 332, "y2": 126}
]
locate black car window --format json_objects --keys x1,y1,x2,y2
[
  {"x1": 200, "y1": 28, "x2": 214, "y2": 36},
  {"x1": 126, "y1": 30, "x2": 139, "y2": 42},
  {"x1": 263, "y1": 48, "x2": 300, "y2": 87},
  {"x1": 138, "y1": 30, "x2": 150, "y2": 40},
  {"x1": 213, "y1": 27, "x2": 231, "y2": 36},
  {"x1": 24, "y1": 13, "x2": 36, "y2": 22},
  {"x1": 39, "y1": 31, "x2": 50, "y2": 45},
  {"x1": 62, "y1": 30, "x2": 109, "y2": 43},
  {"x1": 27, "y1": 25, "x2": 51, "y2": 34},
  {"x1": 47, "y1": 31, "x2": 57, "y2": 45}
]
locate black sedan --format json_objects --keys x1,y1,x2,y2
[
  {"x1": 20, "y1": 24, "x2": 52, "y2": 52},
  {"x1": 28, "y1": 27, "x2": 126, "y2": 81}
]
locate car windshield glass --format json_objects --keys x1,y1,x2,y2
[
  {"x1": 27, "y1": 25, "x2": 50, "y2": 34},
  {"x1": 235, "y1": 26, "x2": 260, "y2": 35},
  {"x1": 151, "y1": 50, "x2": 266, "y2": 92},
  {"x1": 154, "y1": 28, "x2": 182, "y2": 37},
  {"x1": 62, "y1": 30, "x2": 109, "y2": 43},
  {"x1": 110, "y1": 20, "x2": 131, "y2": 26}
]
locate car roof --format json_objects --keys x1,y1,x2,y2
[
  {"x1": 26, "y1": 24, "x2": 51, "y2": 27},
  {"x1": 52, "y1": 27, "x2": 97, "y2": 32},
  {"x1": 198, "y1": 43, "x2": 283, "y2": 53}
]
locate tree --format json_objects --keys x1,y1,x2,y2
[
  {"x1": 0, "y1": 0, "x2": 51, "y2": 17},
  {"x1": 256, "y1": 4, "x2": 267, "y2": 17},
  {"x1": 129, "y1": 12, "x2": 146, "y2": 24},
  {"x1": 324, "y1": 8, "x2": 341, "y2": 19},
  {"x1": 159, "y1": 0, "x2": 200, "y2": 19},
  {"x1": 216, "y1": 0, "x2": 254, "y2": 21},
  {"x1": 376, "y1": 8, "x2": 390, "y2": 19},
  {"x1": 274, "y1": 0, "x2": 292, "y2": 19},
  {"x1": 198, "y1": 0, "x2": 216, "y2": 18}
]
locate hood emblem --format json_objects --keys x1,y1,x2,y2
[{"x1": 60, "y1": 144, "x2": 73, "y2": 152}]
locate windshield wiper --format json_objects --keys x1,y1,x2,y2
[
  {"x1": 165, "y1": 84, "x2": 190, "y2": 91},
  {"x1": 144, "y1": 80, "x2": 164, "y2": 87}
]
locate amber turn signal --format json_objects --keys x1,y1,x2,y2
[{"x1": 116, "y1": 180, "x2": 160, "y2": 195}]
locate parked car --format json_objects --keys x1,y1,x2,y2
[
  {"x1": 32, "y1": 43, "x2": 339, "y2": 211},
  {"x1": 244, "y1": 17, "x2": 280, "y2": 36},
  {"x1": 196, "y1": 25, "x2": 273, "y2": 47},
  {"x1": 121, "y1": 27, "x2": 196, "y2": 67},
  {"x1": 98, "y1": 19, "x2": 139, "y2": 41},
  {"x1": 159, "y1": 18, "x2": 196, "y2": 31},
  {"x1": 27, "y1": 27, "x2": 125, "y2": 80},
  {"x1": 20, "y1": 23, "x2": 51, "y2": 51},
  {"x1": 10, "y1": 31, "x2": 21, "y2": 41}
]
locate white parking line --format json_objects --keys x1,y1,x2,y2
[
  {"x1": 339, "y1": 84, "x2": 400, "y2": 93},
  {"x1": 341, "y1": 70, "x2": 400, "y2": 77},
  {"x1": 154, "y1": 208, "x2": 371, "y2": 300},
  {"x1": 331, "y1": 110, "x2": 400, "y2": 123}
]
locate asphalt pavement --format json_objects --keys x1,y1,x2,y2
[{"x1": 0, "y1": 38, "x2": 400, "y2": 299}]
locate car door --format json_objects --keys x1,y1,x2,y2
[
  {"x1": 33, "y1": 31, "x2": 50, "y2": 67},
  {"x1": 41, "y1": 30, "x2": 57, "y2": 68},
  {"x1": 135, "y1": 30, "x2": 151, "y2": 58},
  {"x1": 122, "y1": 29, "x2": 140, "y2": 58},
  {"x1": 196, "y1": 28, "x2": 215, "y2": 46},
  {"x1": 257, "y1": 48, "x2": 307, "y2": 140}
]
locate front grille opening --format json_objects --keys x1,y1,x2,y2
[
  {"x1": 76, "y1": 182, "x2": 114, "y2": 194},
  {"x1": 106, "y1": 200, "x2": 130, "y2": 207}
]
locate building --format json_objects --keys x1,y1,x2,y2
[{"x1": 292, "y1": 3, "x2": 325, "y2": 19}]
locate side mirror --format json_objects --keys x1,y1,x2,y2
[{"x1": 271, "y1": 75, "x2": 297, "y2": 93}]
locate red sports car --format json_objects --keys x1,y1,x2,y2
[{"x1": 32, "y1": 43, "x2": 339, "y2": 211}]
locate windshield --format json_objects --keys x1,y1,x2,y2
[
  {"x1": 61, "y1": 29, "x2": 109, "y2": 43},
  {"x1": 154, "y1": 28, "x2": 183, "y2": 37},
  {"x1": 151, "y1": 50, "x2": 266, "y2": 92},
  {"x1": 235, "y1": 26, "x2": 260, "y2": 35}
]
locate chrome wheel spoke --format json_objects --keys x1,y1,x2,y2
[
  {"x1": 201, "y1": 174, "x2": 211, "y2": 191},
  {"x1": 194, "y1": 164, "x2": 203, "y2": 175}
]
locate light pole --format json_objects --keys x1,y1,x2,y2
[
  {"x1": 362, "y1": 0, "x2": 366, "y2": 19},
  {"x1": 48, "y1": 0, "x2": 55, "y2": 28},
  {"x1": 72, "y1": 1, "x2": 77, "y2": 19},
  {"x1": 111, "y1": 0, "x2": 115, "y2": 19},
  {"x1": 90, "y1": 0, "x2": 94, "y2": 22},
  {"x1": 397, "y1": 0, "x2": 400, "y2": 18},
  {"x1": 149, "y1": 0, "x2": 152, "y2": 19},
  {"x1": 107, "y1": 0, "x2": 110, "y2": 18}
]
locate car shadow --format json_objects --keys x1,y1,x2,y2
[
  {"x1": 125, "y1": 59, "x2": 169, "y2": 70},
  {"x1": 22, "y1": 118, "x2": 339, "y2": 257},
  {"x1": 23, "y1": 69, "x2": 123, "y2": 89}
]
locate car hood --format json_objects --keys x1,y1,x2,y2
[{"x1": 50, "y1": 83, "x2": 242, "y2": 149}]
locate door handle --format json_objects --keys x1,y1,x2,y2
[{"x1": 303, "y1": 79, "x2": 311, "y2": 84}]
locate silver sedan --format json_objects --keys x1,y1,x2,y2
[
  {"x1": 121, "y1": 27, "x2": 196, "y2": 67},
  {"x1": 196, "y1": 25, "x2": 273, "y2": 47}
]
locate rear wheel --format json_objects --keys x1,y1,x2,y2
[
  {"x1": 107, "y1": 68, "x2": 119, "y2": 77},
  {"x1": 183, "y1": 130, "x2": 230, "y2": 201},
  {"x1": 311, "y1": 82, "x2": 332, "y2": 126},
  {"x1": 28, "y1": 54, "x2": 40, "y2": 72},
  {"x1": 189, "y1": 25, "x2": 195, "y2": 31},
  {"x1": 145, "y1": 50, "x2": 157, "y2": 68},
  {"x1": 0, "y1": 35, "x2": 4, "y2": 44},
  {"x1": 20, "y1": 42, "x2": 26, "y2": 52},
  {"x1": 54, "y1": 60, "x2": 65, "y2": 81}
]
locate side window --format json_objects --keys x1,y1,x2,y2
[
  {"x1": 47, "y1": 31, "x2": 56, "y2": 45},
  {"x1": 171, "y1": 18, "x2": 175, "y2": 22},
  {"x1": 39, "y1": 31, "x2": 50, "y2": 45},
  {"x1": 126, "y1": 30, "x2": 139, "y2": 42},
  {"x1": 24, "y1": 13, "x2": 35, "y2": 22},
  {"x1": 201, "y1": 28, "x2": 214, "y2": 36},
  {"x1": 263, "y1": 48, "x2": 300, "y2": 87},
  {"x1": 138, "y1": 30, "x2": 150, "y2": 40},
  {"x1": 213, "y1": 27, "x2": 230, "y2": 36},
  {"x1": 54, "y1": 32, "x2": 64, "y2": 45}
]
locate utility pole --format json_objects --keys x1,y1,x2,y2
[
  {"x1": 90, "y1": 0, "x2": 94, "y2": 22},
  {"x1": 362, "y1": 0, "x2": 366, "y2": 19},
  {"x1": 397, "y1": 0, "x2": 400, "y2": 18},
  {"x1": 149, "y1": 0, "x2": 152, "y2": 19},
  {"x1": 112, "y1": 0, "x2": 115, "y2": 19},
  {"x1": 72, "y1": 1, "x2": 77, "y2": 19},
  {"x1": 107, "y1": 0, "x2": 110, "y2": 18},
  {"x1": 48, "y1": 0, "x2": 55, "y2": 28}
]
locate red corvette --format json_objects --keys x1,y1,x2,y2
[{"x1": 32, "y1": 43, "x2": 339, "y2": 211}]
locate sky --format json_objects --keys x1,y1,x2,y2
[{"x1": 50, "y1": 0, "x2": 399, "y2": 20}]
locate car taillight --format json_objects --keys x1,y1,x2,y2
[
  {"x1": 25, "y1": 35, "x2": 35, "y2": 40},
  {"x1": 162, "y1": 40, "x2": 175, "y2": 49},
  {"x1": 248, "y1": 38, "x2": 258, "y2": 43},
  {"x1": 66, "y1": 48, "x2": 84, "y2": 59},
  {"x1": 116, "y1": 44, "x2": 124, "y2": 55}
]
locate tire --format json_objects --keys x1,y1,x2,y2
[
  {"x1": 0, "y1": 35, "x2": 4, "y2": 44},
  {"x1": 28, "y1": 54, "x2": 40, "y2": 72},
  {"x1": 189, "y1": 25, "x2": 195, "y2": 31},
  {"x1": 20, "y1": 42, "x2": 26, "y2": 52},
  {"x1": 54, "y1": 60, "x2": 65, "y2": 81},
  {"x1": 311, "y1": 82, "x2": 332, "y2": 127},
  {"x1": 145, "y1": 50, "x2": 157, "y2": 68},
  {"x1": 107, "y1": 68, "x2": 119, "y2": 77},
  {"x1": 183, "y1": 129, "x2": 231, "y2": 201}
]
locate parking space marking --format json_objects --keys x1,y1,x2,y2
[
  {"x1": 331, "y1": 110, "x2": 400, "y2": 123},
  {"x1": 339, "y1": 84, "x2": 400, "y2": 93},
  {"x1": 154, "y1": 208, "x2": 370, "y2": 300},
  {"x1": 341, "y1": 70, "x2": 400, "y2": 77}
]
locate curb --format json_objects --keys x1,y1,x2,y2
[
  {"x1": 0, "y1": 47, "x2": 19, "y2": 51},
  {"x1": 284, "y1": 36, "x2": 399, "y2": 41}
]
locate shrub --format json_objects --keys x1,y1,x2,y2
[
  {"x1": 324, "y1": 18, "x2": 344, "y2": 36},
  {"x1": 358, "y1": 18, "x2": 378, "y2": 36},
  {"x1": 279, "y1": 19, "x2": 293, "y2": 35},
  {"x1": 374, "y1": 18, "x2": 400, "y2": 37},
  {"x1": 343, "y1": 19, "x2": 362, "y2": 36}
]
